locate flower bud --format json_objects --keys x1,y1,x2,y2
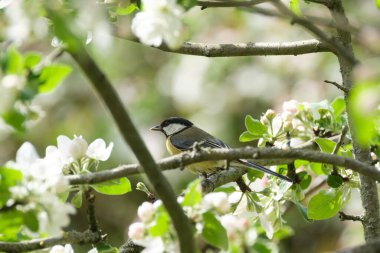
[
  {"x1": 264, "y1": 109, "x2": 276, "y2": 120},
  {"x1": 128, "y1": 222, "x2": 145, "y2": 240},
  {"x1": 282, "y1": 100, "x2": 298, "y2": 114},
  {"x1": 137, "y1": 202, "x2": 155, "y2": 222},
  {"x1": 283, "y1": 121, "x2": 293, "y2": 132}
]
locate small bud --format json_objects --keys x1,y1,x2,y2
[
  {"x1": 283, "y1": 121, "x2": 293, "y2": 132},
  {"x1": 282, "y1": 100, "x2": 298, "y2": 114},
  {"x1": 137, "y1": 202, "x2": 155, "y2": 222},
  {"x1": 128, "y1": 222, "x2": 145, "y2": 240},
  {"x1": 264, "y1": 109, "x2": 276, "y2": 120}
]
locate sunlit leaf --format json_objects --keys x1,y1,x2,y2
[
  {"x1": 245, "y1": 115, "x2": 267, "y2": 137},
  {"x1": 307, "y1": 186, "x2": 351, "y2": 220},
  {"x1": 331, "y1": 96, "x2": 346, "y2": 118},
  {"x1": 349, "y1": 81, "x2": 380, "y2": 146},
  {"x1": 375, "y1": 0, "x2": 380, "y2": 9},
  {"x1": 2, "y1": 110, "x2": 26, "y2": 132},
  {"x1": 289, "y1": 0, "x2": 301, "y2": 15},
  {"x1": 202, "y1": 212, "x2": 228, "y2": 250},
  {"x1": 239, "y1": 131, "x2": 260, "y2": 142},
  {"x1": 116, "y1": 3, "x2": 138, "y2": 15},
  {"x1": 39, "y1": 64, "x2": 72, "y2": 93},
  {"x1": 91, "y1": 177, "x2": 131, "y2": 195},
  {"x1": 314, "y1": 138, "x2": 336, "y2": 153},
  {"x1": 4, "y1": 46, "x2": 23, "y2": 74},
  {"x1": 24, "y1": 53, "x2": 41, "y2": 69},
  {"x1": 96, "y1": 243, "x2": 119, "y2": 253},
  {"x1": 148, "y1": 212, "x2": 170, "y2": 237},
  {"x1": 71, "y1": 191, "x2": 83, "y2": 208},
  {"x1": 181, "y1": 179, "x2": 202, "y2": 207}
]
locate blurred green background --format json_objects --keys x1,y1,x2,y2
[{"x1": 1, "y1": 0, "x2": 379, "y2": 252}]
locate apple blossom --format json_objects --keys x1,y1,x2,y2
[
  {"x1": 49, "y1": 244, "x2": 74, "y2": 253},
  {"x1": 86, "y1": 138, "x2": 113, "y2": 161},
  {"x1": 131, "y1": 0, "x2": 185, "y2": 49},
  {"x1": 128, "y1": 222, "x2": 145, "y2": 240},
  {"x1": 202, "y1": 192, "x2": 231, "y2": 214},
  {"x1": 137, "y1": 202, "x2": 155, "y2": 222}
]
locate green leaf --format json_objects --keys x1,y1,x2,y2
[
  {"x1": 38, "y1": 64, "x2": 72, "y2": 93},
  {"x1": 349, "y1": 81, "x2": 380, "y2": 146},
  {"x1": 289, "y1": 0, "x2": 301, "y2": 15},
  {"x1": 327, "y1": 174, "x2": 343, "y2": 188},
  {"x1": 24, "y1": 53, "x2": 41, "y2": 69},
  {"x1": 246, "y1": 168, "x2": 264, "y2": 181},
  {"x1": 177, "y1": 0, "x2": 198, "y2": 9},
  {"x1": 4, "y1": 46, "x2": 23, "y2": 74},
  {"x1": 148, "y1": 212, "x2": 170, "y2": 237},
  {"x1": 314, "y1": 138, "x2": 336, "y2": 153},
  {"x1": 95, "y1": 243, "x2": 119, "y2": 253},
  {"x1": 24, "y1": 211, "x2": 39, "y2": 232},
  {"x1": 71, "y1": 191, "x2": 83, "y2": 208},
  {"x1": 376, "y1": 0, "x2": 380, "y2": 9},
  {"x1": 91, "y1": 177, "x2": 131, "y2": 195},
  {"x1": 297, "y1": 171, "x2": 311, "y2": 190},
  {"x1": 239, "y1": 131, "x2": 260, "y2": 142},
  {"x1": 307, "y1": 187, "x2": 351, "y2": 220},
  {"x1": 116, "y1": 4, "x2": 137, "y2": 15},
  {"x1": 202, "y1": 212, "x2": 228, "y2": 251},
  {"x1": 331, "y1": 96, "x2": 346, "y2": 118},
  {"x1": 2, "y1": 110, "x2": 26, "y2": 132},
  {"x1": 0, "y1": 168, "x2": 22, "y2": 207},
  {"x1": 181, "y1": 179, "x2": 202, "y2": 207},
  {"x1": 245, "y1": 115, "x2": 267, "y2": 136},
  {"x1": 0, "y1": 210, "x2": 24, "y2": 241},
  {"x1": 294, "y1": 202, "x2": 312, "y2": 222}
]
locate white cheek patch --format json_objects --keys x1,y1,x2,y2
[{"x1": 163, "y1": 123, "x2": 186, "y2": 135}]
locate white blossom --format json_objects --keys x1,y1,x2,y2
[
  {"x1": 137, "y1": 202, "x2": 155, "y2": 222},
  {"x1": 282, "y1": 100, "x2": 299, "y2": 114},
  {"x1": 128, "y1": 222, "x2": 145, "y2": 240},
  {"x1": 1, "y1": 74, "x2": 26, "y2": 89},
  {"x1": 131, "y1": 0, "x2": 185, "y2": 49},
  {"x1": 57, "y1": 135, "x2": 88, "y2": 161},
  {"x1": 49, "y1": 244, "x2": 74, "y2": 253},
  {"x1": 86, "y1": 138, "x2": 113, "y2": 161},
  {"x1": 202, "y1": 192, "x2": 230, "y2": 214}
]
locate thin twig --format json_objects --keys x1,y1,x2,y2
[
  {"x1": 331, "y1": 125, "x2": 349, "y2": 174},
  {"x1": 324, "y1": 80, "x2": 349, "y2": 93},
  {"x1": 339, "y1": 211, "x2": 364, "y2": 222}
]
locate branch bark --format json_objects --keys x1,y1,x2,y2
[
  {"x1": 0, "y1": 231, "x2": 100, "y2": 253},
  {"x1": 67, "y1": 148, "x2": 380, "y2": 191},
  {"x1": 114, "y1": 31, "x2": 331, "y2": 57},
  {"x1": 326, "y1": 0, "x2": 380, "y2": 241}
]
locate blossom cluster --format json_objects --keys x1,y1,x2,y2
[
  {"x1": 128, "y1": 179, "x2": 292, "y2": 253},
  {"x1": 2, "y1": 135, "x2": 113, "y2": 238}
]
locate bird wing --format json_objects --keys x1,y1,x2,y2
[{"x1": 169, "y1": 126, "x2": 229, "y2": 151}]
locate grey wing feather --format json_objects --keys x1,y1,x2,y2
[{"x1": 170, "y1": 126, "x2": 229, "y2": 151}]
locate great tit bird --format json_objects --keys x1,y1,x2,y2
[{"x1": 151, "y1": 117, "x2": 292, "y2": 183}]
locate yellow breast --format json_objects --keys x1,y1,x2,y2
[{"x1": 166, "y1": 137, "x2": 226, "y2": 174}]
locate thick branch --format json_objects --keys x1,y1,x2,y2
[
  {"x1": 67, "y1": 148, "x2": 380, "y2": 189},
  {"x1": 326, "y1": 0, "x2": 380, "y2": 241},
  {"x1": 0, "y1": 230, "x2": 100, "y2": 253},
  {"x1": 68, "y1": 48, "x2": 195, "y2": 252},
  {"x1": 337, "y1": 238, "x2": 380, "y2": 253}
]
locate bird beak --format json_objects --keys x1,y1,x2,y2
[{"x1": 150, "y1": 125, "x2": 162, "y2": 131}]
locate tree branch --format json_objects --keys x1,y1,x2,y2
[
  {"x1": 115, "y1": 32, "x2": 331, "y2": 57},
  {"x1": 67, "y1": 148, "x2": 380, "y2": 191},
  {"x1": 0, "y1": 230, "x2": 101, "y2": 253},
  {"x1": 337, "y1": 238, "x2": 380, "y2": 253},
  {"x1": 270, "y1": 0, "x2": 357, "y2": 65},
  {"x1": 46, "y1": 11, "x2": 195, "y2": 253},
  {"x1": 326, "y1": 0, "x2": 380, "y2": 241},
  {"x1": 67, "y1": 49, "x2": 195, "y2": 253}
]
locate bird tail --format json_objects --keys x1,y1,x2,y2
[{"x1": 236, "y1": 159, "x2": 293, "y2": 183}]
